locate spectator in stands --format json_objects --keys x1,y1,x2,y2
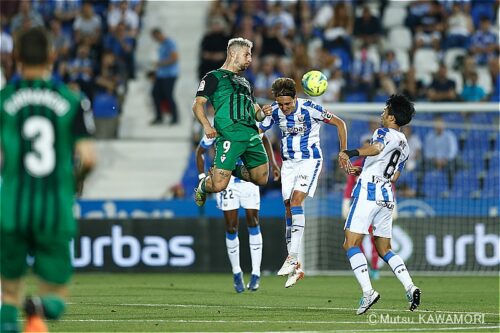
[
  {"x1": 73, "y1": 2, "x2": 102, "y2": 48},
  {"x1": 402, "y1": 126, "x2": 422, "y2": 173},
  {"x1": 427, "y1": 64, "x2": 458, "y2": 102},
  {"x1": 349, "y1": 48, "x2": 376, "y2": 100},
  {"x1": 322, "y1": 68, "x2": 345, "y2": 103},
  {"x1": 150, "y1": 27, "x2": 179, "y2": 125},
  {"x1": 198, "y1": 16, "x2": 230, "y2": 80},
  {"x1": 418, "y1": 116, "x2": 460, "y2": 197},
  {"x1": 379, "y1": 50, "x2": 402, "y2": 96},
  {"x1": 322, "y1": 2, "x2": 353, "y2": 58},
  {"x1": 401, "y1": 67, "x2": 426, "y2": 101},
  {"x1": 10, "y1": 1, "x2": 44, "y2": 34},
  {"x1": 470, "y1": 16, "x2": 499, "y2": 66},
  {"x1": 109, "y1": 0, "x2": 145, "y2": 17},
  {"x1": 50, "y1": 19, "x2": 72, "y2": 61},
  {"x1": 353, "y1": 5, "x2": 382, "y2": 48},
  {"x1": 54, "y1": 0, "x2": 81, "y2": 32},
  {"x1": 461, "y1": 71, "x2": 487, "y2": 101},
  {"x1": 254, "y1": 56, "x2": 279, "y2": 101},
  {"x1": 0, "y1": 23, "x2": 13, "y2": 81},
  {"x1": 260, "y1": 20, "x2": 291, "y2": 59},
  {"x1": 264, "y1": 1, "x2": 295, "y2": 39},
  {"x1": 488, "y1": 57, "x2": 500, "y2": 101},
  {"x1": 445, "y1": 2, "x2": 473, "y2": 49},
  {"x1": 104, "y1": 22, "x2": 135, "y2": 79},
  {"x1": 413, "y1": 0, "x2": 445, "y2": 51},
  {"x1": 108, "y1": 0, "x2": 140, "y2": 40},
  {"x1": 68, "y1": 44, "x2": 94, "y2": 100},
  {"x1": 233, "y1": 15, "x2": 262, "y2": 59},
  {"x1": 92, "y1": 91, "x2": 120, "y2": 139}
]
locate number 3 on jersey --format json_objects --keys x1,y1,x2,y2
[{"x1": 22, "y1": 116, "x2": 55, "y2": 177}]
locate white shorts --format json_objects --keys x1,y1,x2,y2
[
  {"x1": 216, "y1": 177, "x2": 260, "y2": 211},
  {"x1": 344, "y1": 195, "x2": 394, "y2": 238},
  {"x1": 281, "y1": 159, "x2": 323, "y2": 200}
]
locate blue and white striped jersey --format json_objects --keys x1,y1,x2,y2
[
  {"x1": 353, "y1": 128, "x2": 409, "y2": 202},
  {"x1": 259, "y1": 98, "x2": 334, "y2": 160}
]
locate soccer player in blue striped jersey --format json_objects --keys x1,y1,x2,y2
[
  {"x1": 339, "y1": 94, "x2": 420, "y2": 315},
  {"x1": 260, "y1": 77, "x2": 349, "y2": 288}
]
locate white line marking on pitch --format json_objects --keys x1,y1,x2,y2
[
  {"x1": 69, "y1": 302, "x2": 500, "y2": 317},
  {"x1": 58, "y1": 320, "x2": 500, "y2": 332}
]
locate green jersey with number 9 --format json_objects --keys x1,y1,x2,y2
[{"x1": 0, "y1": 79, "x2": 93, "y2": 236}]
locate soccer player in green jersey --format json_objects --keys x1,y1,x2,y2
[
  {"x1": 0, "y1": 27, "x2": 96, "y2": 333},
  {"x1": 193, "y1": 37, "x2": 269, "y2": 207}
]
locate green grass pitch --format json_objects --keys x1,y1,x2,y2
[{"x1": 35, "y1": 273, "x2": 498, "y2": 332}]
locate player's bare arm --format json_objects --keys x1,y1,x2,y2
[
  {"x1": 261, "y1": 132, "x2": 280, "y2": 181},
  {"x1": 391, "y1": 170, "x2": 401, "y2": 183},
  {"x1": 192, "y1": 96, "x2": 217, "y2": 138},
  {"x1": 195, "y1": 144, "x2": 207, "y2": 177},
  {"x1": 254, "y1": 104, "x2": 266, "y2": 122},
  {"x1": 262, "y1": 104, "x2": 273, "y2": 117},
  {"x1": 339, "y1": 142, "x2": 385, "y2": 174},
  {"x1": 324, "y1": 111, "x2": 350, "y2": 170},
  {"x1": 75, "y1": 139, "x2": 96, "y2": 171}
]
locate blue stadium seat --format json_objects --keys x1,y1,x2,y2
[
  {"x1": 423, "y1": 170, "x2": 448, "y2": 198},
  {"x1": 344, "y1": 92, "x2": 368, "y2": 103}
]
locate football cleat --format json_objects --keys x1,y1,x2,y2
[
  {"x1": 357, "y1": 290, "x2": 380, "y2": 315},
  {"x1": 194, "y1": 179, "x2": 207, "y2": 207},
  {"x1": 277, "y1": 255, "x2": 298, "y2": 276},
  {"x1": 23, "y1": 296, "x2": 48, "y2": 333},
  {"x1": 247, "y1": 274, "x2": 260, "y2": 291},
  {"x1": 233, "y1": 272, "x2": 245, "y2": 293},
  {"x1": 407, "y1": 285, "x2": 421, "y2": 311},
  {"x1": 285, "y1": 268, "x2": 304, "y2": 288},
  {"x1": 23, "y1": 315, "x2": 48, "y2": 333}
]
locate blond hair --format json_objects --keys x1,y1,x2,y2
[{"x1": 227, "y1": 37, "x2": 253, "y2": 52}]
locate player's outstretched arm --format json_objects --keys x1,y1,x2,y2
[
  {"x1": 326, "y1": 113, "x2": 349, "y2": 170},
  {"x1": 254, "y1": 104, "x2": 267, "y2": 122},
  {"x1": 193, "y1": 96, "x2": 217, "y2": 138}
]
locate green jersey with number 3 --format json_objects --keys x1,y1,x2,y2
[{"x1": 0, "y1": 79, "x2": 93, "y2": 236}]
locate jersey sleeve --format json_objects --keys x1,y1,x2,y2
[
  {"x1": 199, "y1": 134, "x2": 215, "y2": 149},
  {"x1": 259, "y1": 103, "x2": 278, "y2": 132},
  {"x1": 196, "y1": 72, "x2": 218, "y2": 99},
  {"x1": 304, "y1": 100, "x2": 334, "y2": 123},
  {"x1": 72, "y1": 96, "x2": 95, "y2": 139},
  {"x1": 396, "y1": 156, "x2": 407, "y2": 173},
  {"x1": 372, "y1": 128, "x2": 389, "y2": 146}
]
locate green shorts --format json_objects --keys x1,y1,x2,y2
[
  {"x1": 0, "y1": 230, "x2": 73, "y2": 284},
  {"x1": 214, "y1": 127, "x2": 268, "y2": 171}
]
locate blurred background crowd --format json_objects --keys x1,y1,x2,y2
[
  {"x1": 0, "y1": 0, "x2": 145, "y2": 138},
  {"x1": 0, "y1": 0, "x2": 498, "y2": 202}
]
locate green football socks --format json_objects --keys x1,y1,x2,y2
[
  {"x1": 41, "y1": 295, "x2": 66, "y2": 320},
  {"x1": 0, "y1": 303, "x2": 19, "y2": 333}
]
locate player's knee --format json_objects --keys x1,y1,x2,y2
[
  {"x1": 253, "y1": 176, "x2": 268, "y2": 186},
  {"x1": 212, "y1": 180, "x2": 229, "y2": 192}
]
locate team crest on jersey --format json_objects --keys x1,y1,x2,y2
[
  {"x1": 297, "y1": 114, "x2": 305, "y2": 122},
  {"x1": 221, "y1": 154, "x2": 226, "y2": 163},
  {"x1": 197, "y1": 80, "x2": 205, "y2": 91}
]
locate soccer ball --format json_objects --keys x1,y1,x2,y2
[{"x1": 301, "y1": 70, "x2": 328, "y2": 97}]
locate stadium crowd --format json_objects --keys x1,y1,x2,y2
[
  {"x1": 180, "y1": 0, "x2": 499, "y2": 200},
  {"x1": 0, "y1": 0, "x2": 145, "y2": 139}
]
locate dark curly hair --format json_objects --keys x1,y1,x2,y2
[{"x1": 386, "y1": 94, "x2": 415, "y2": 127}]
